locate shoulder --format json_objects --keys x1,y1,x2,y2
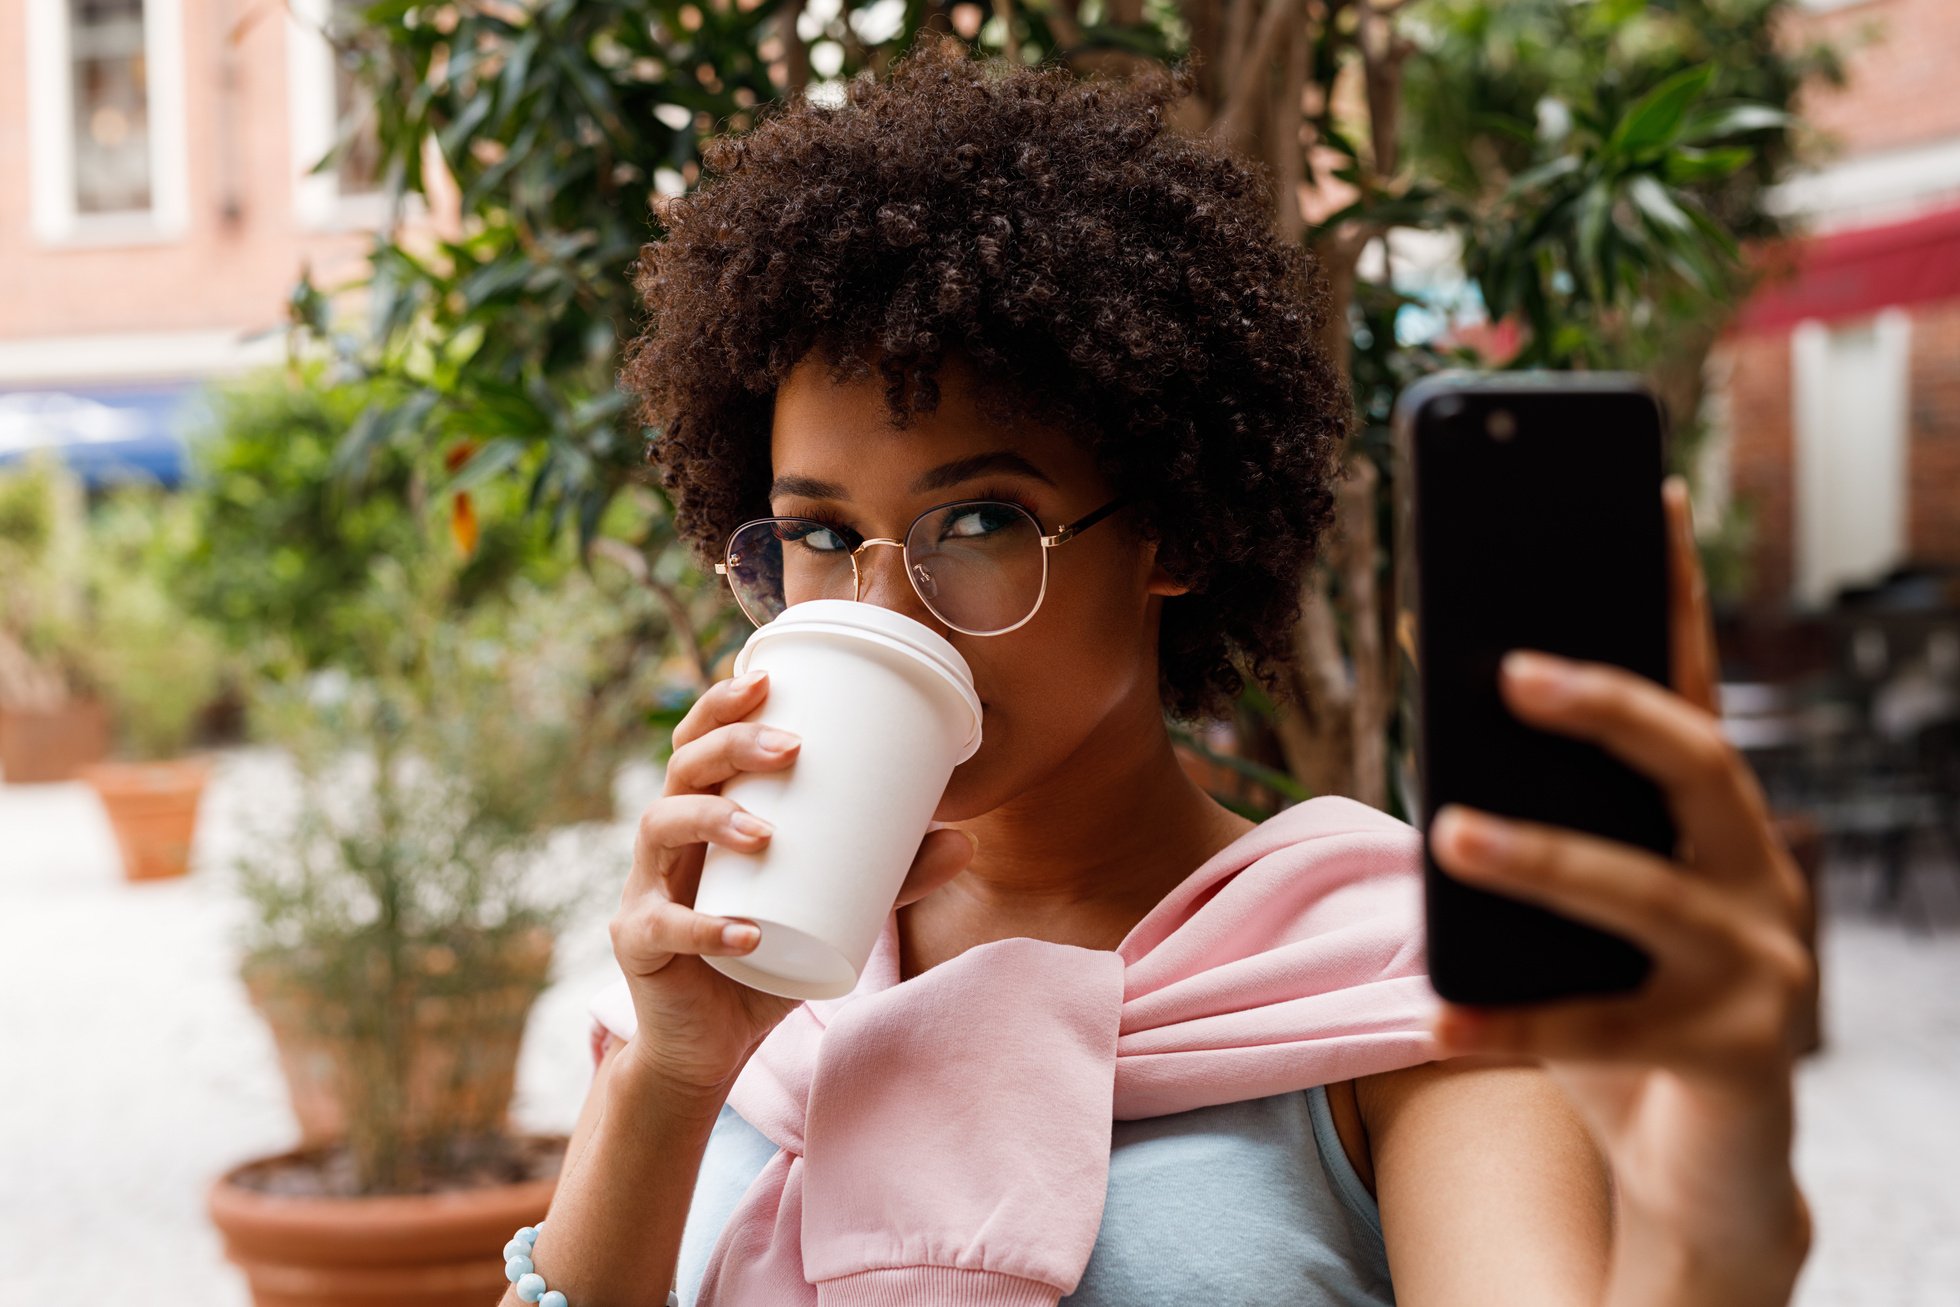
[
  {"x1": 1242, "y1": 795, "x2": 1423, "y2": 891},
  {"x1": 1260, "y1": 794, "x2": 1419, "y2": 840},
  {"x1": 1339, "y1": 1055, "x2": 1613, "y2": 1303}
]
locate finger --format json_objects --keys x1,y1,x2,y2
[
  {"x1": 1663, "y1": 475, "x2": 1721, "y2": 717},
  {"x1": 610, "y1": 891, "x2": 764, "y2": 979},
  {"x1": 1430, "y1": 919, "x2": 1812, "y2": 1074},
  {"x1": 665, "y1": 720, "x2": 801, "y2": 796},
  {"x1": 1499, "y1": 650, "x2": 1774, "y2": 879},
  {"x1": 1431, "y1": 804, "x2": 1731, "y2": 957},
  {"x1": 630, "y1": 792, "x2": 773, "y2": 902},
  {"x1": 668, "y1": 669, "x2": 770, "y2": 754},
  {"x1": 893, "y1": 826, "x2": 981, "y2": 909}
]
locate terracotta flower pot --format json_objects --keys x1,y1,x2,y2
[
  {"x1": 207, "y1": 1132, "x2": 566, "y2": 1307},
  {"x1": 0, "y1": 697, "x2": 111, "y2": 784},
  {"x1": 243, "y1": 928, "x2": 556, "y2": 1150},
  {"x1": 79, "y1": 753, "x2": 214, "y2": 880}
]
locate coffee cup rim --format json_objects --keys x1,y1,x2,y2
[{"x1": 733, "y1": 600, "x2": 984, "y2": 761}]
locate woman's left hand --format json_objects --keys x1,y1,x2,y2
[{"x1": 1426, "y1": 476, "x2": 1814, "y2": 1301}]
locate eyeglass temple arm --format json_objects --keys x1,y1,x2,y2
[{"x1": 1041, "y1": 494, "x2": 1129, "y2": 548}]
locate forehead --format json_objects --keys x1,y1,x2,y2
[{"x1": 768, "y1": 349, "x2": 1099, "y2": 493}]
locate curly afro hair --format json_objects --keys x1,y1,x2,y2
[{"x1": 620, "y1": 34, "x2": 1351, "y2": 725}]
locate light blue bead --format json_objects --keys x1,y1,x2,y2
[
  {"x1": 516, "y1": 1225, "x2": 540, "y2": 1245},
  {"x1": 516, "y1": 1272, "x2": 547, "y2": 1303},
  {"x1": 540, "y1": 1293, "x2": 568, "y2": 1307},
  {"x1": 505, "y1": 1255, "x2": 533, "y2": 1283},
  {"x1": 504, "y1": 1238, "x2": 533, "y2": 1261}
]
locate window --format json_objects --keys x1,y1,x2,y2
[
  {"x1": 69, "y1": 0, "x2": 152, "y2": 213},
  {"x1": 287, "y1": 0, "x2": 389, "y2": 229},
  {"x1": 26, "y1": 0, "x2": 187, "y2": 243},
  {"x1": 1792, "y1": 310, "x2": 1912, "y2": 607}
]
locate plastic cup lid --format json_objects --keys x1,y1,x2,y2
[{"x1": 733, "y1": 600, "x2": 985, "y2": 761}]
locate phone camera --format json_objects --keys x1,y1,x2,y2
[{"x1": 1486, "y1": 409, "x2": 1517, "y2": 442}]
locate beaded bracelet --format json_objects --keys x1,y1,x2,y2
[
  {"x1": 502, "y1": 1222, "x2": 681, "y2": 1307},
  {"x1": 502, "y1": 1223, "x2": 566, "y2": 1307}
]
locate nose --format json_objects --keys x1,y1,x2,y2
[{"x1": 854, "y1": 539, "x2": 941, "y2": 629}]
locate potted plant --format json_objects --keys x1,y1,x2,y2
[
  {"x1": 207, "y1": 552, "x2": 612, "y2": 1307},
  {"x1": 72, "y1": 483, "x2": 233, "y2": 880},
  {"x1": 0, "y1": 452, "x2": 112, "y2": 783}
]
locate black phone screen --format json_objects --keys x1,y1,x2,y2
[{"x1": 1403, "y1": 375, "x2": 1676, "y2": 1005}]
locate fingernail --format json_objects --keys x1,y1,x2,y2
[
  {"x1": 1502, "y1": 650, "x2": 1574, "y2": 705},
  {"x1": 735, "y1": 670, "x2": 767, "y2": 690},
  {"x1": 1436, "y1": 805, "x2": 1511, "y2": 865},
  {"x1": 964, "y1": 829, "x2": 981, "y2": 857},
  {"x1": 729, "y1": 811, "x2": 773, "y2": 837},
  {"x1": 757, "y1": 728, "x2": 799, "y2": 753},
  {"x1": 721, "y1": 921, "x2": 760, "y2": 948}
]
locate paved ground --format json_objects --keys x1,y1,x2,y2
[{"x1": 3, "y1": 744, "x2": 1955, "y2": 1304}]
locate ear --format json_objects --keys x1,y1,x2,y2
[{"x1": 1141, "y1": 537, "x2": 1191, "y2": 597}]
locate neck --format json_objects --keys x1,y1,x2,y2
[{"x1": 906, "y1": 701, "x2": 1255, "y2": 969}]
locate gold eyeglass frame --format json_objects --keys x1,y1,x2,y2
[{"x1": 715, "y1": 493, "x2": 1131, "y2": 636}]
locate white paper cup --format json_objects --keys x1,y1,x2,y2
[{"x1": 694, "y1": 600, "x2": 984, "y2": 999}]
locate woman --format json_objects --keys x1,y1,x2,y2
[{"x1": 506, "y1": 35, "x2": 1813, "y2": 1307}]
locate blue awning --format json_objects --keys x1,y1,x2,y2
[{"x1": 0, "y1": 382, "x2": 206, "y2": 491}]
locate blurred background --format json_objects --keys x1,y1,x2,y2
[{"x1": 0, "y1": 1, "x2": 1953, "y2": 1304}]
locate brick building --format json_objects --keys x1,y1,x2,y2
[
  {"x1": 0, "y1": 0, "x2": 440, "y2": 484},
  {"x1": 1712, "y1": 0, "x2": 1960, "y2": 610}
]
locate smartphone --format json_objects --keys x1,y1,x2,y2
[{"x1": 1395, "y1": 372, "x2": 1676, "y2": 1006}]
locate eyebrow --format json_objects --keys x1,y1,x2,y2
[{"x1": 768, "y1": 450, "x2": 1057, "y2": 502}]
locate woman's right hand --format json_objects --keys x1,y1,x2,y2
[{"x1": 609, "y1": 667, "x2": 979, "y2": 1102}]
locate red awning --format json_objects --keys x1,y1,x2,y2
[{"x1": 1731, "y1": 202, "x2": 1960, "y2": 334}]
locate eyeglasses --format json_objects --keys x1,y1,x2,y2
[{"x1": 715, "y1": 494, "x2": 1130, "y2": 636}]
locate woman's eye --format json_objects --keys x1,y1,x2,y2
[
  {"x1": 943, "y1": 504, "x2": 1020, "y2": 540},
  {"x1": 781, "y1": 523, "x2": 850, "y2": 552}
]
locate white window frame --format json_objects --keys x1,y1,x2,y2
[
  {"x1": 1791, "y1": 309, "x2": 1913, "y2": 609},
  {"x1": 25, "y1": 0, "x2": 190, "y2": 247},
  {"x1": 286, "y1": 0, "x2": 392, "y2": 231}
]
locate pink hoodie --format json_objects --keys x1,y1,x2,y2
[{"x1": 586, "y1": 794, "x2": 1443, "y2": 1305}]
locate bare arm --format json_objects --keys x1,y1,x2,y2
[
  {"x1": 1362, "y1": 1056, "x2": 1614, "y2": 1307},
  {"x1": 497, "y1": 1031, "x2": 730, "y2": 1307}
]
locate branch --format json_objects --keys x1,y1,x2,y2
[
  {"x1": 1209, "y1": 0, "x2": 1306, "y2": 153},
  {"x1": 1267, "y1": 2, "x2": 1309, "y2": 244},
  {"x1": 993, "y1": 0, "x2": 1020, "y2": 64},
  {"x1": 1356, "y1": 0, "x2": 1416, "y2": 177},
  {"x1": 588, "y1": 537, "x2": 714, "y2": 691},
  {"x1": 778, "y1": 0, "x2": 810, "y2": 101},
  {"x1": 1273, "y1": 571, "x2": 1353, "y2": 797},
  {"x1": 1335, "y1": 457, "x2": 1387, "y2": 808}
]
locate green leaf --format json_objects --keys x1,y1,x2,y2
[
  {"x1": 1610, "y1": 65, "x2": 1716, "y2": 157},
  {"x1": 1663, "y1": 145, "x2": 1755, "y2": 185},
  {"x1": 1166, "y1": 724, "x2": 1310, "y2": 802},
  {"x1": 440, "y1": 437, "x2": 528, "y2": 497},
  {"x1": 1575, "y1": 180, "x2": 1611, "y2": 303},
  {"x1": 1680, "y1": 104, "x2": 1791, "y2": 144},
  {"x1": 1627, "y1": 174, "x2": 1694, "y2": 236},
  {"x1": 1501, "y1": 153, "x2": 1582, "y2": 201}
]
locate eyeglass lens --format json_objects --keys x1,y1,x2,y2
[{"x1": 724, "y1": 500, "x2": 1046, "y2": 634}]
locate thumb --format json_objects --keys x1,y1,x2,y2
[{"x1": 894, "y1": 825, "x2": 979, "y2": 908}]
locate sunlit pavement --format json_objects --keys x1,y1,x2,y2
[{"x1": 3, "y1": 744, "x2": 1955, "y2": 1305}]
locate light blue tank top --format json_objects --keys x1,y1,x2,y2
[{"x1": 675, "y1": 1082, "x2": 1396, "y2": 1305}]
